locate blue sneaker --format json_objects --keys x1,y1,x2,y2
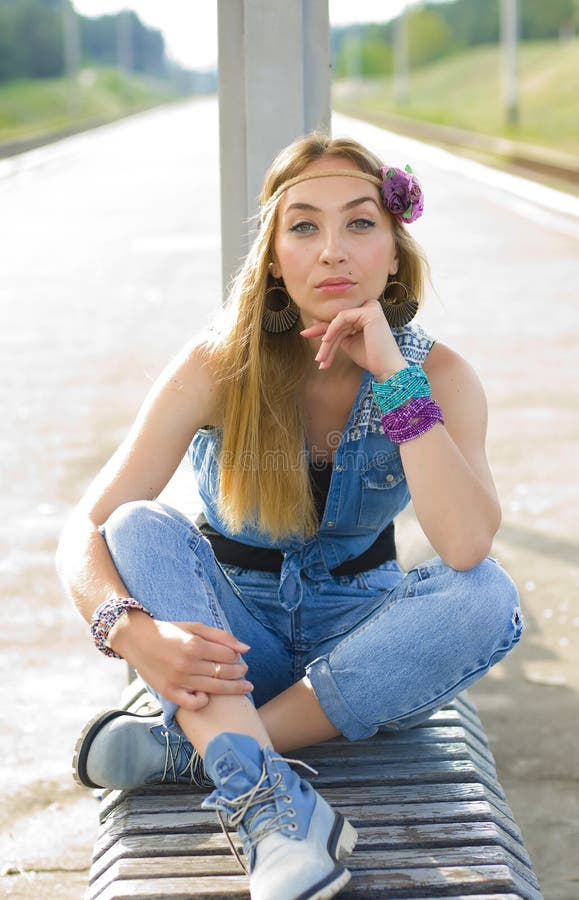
[
  {"x1": 202, "y1": 732, "x2": 357, "y2": 900},
  {"x1": 73, "y1": 709, "x2": 213, "y2": 790}
]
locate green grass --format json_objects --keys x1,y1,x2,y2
[
  {"x1": 334, "y1": 39, "x2": 579, "y2": 156},
  {"x1": 0, "y1": 67, "x2": 181, "y2": 145}
]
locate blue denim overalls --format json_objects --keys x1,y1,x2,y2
[{"x1": 101, "y1": 324, "x2": 523, "y2": 739}]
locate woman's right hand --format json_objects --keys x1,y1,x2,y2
[{"x1": 108, "y1": 611, "x2": 253, "y2": 711}]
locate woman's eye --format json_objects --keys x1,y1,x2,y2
[
  {"x1": 349, "y1": 218, "x2": 375, "y2": 230},
  {"x1": 289, "y1": 221, "x2": 316, "y2": 234}
]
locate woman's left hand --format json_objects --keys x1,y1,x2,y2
[{"x1": 300, "y1": 299, "x2": 406, "y2": 381}]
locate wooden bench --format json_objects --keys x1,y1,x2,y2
[{"x1": 84, "y1": 678, "x2": 542, "y2": 899}]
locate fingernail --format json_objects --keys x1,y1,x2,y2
[
  {"x1": 236, "y1": 642, "x2": 250, "y2": 651},
  {"x1": 243, "y1": 681, "x2": 254, "y2": 691}
]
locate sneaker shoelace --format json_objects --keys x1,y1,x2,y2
[
  {"x1": 159, "y1": 729, "x2": 214, "y2": 788},
  {"x1": 215, "y1": 754, "x2": 317, "y2": 875}
]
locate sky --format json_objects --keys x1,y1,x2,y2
[{"x1": 73, "y1": 1, "x2": 420, "y2": 70}]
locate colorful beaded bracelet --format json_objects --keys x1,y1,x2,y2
[
  {"x1": 90, "y1": 596, "x2": 152, "y2": 659},
  {"x1": 381, "y1": 395, "x2": 444, "y2": 443},
  {"x1": 372, "y1": 364, "x2": 431, "y2": 414}
]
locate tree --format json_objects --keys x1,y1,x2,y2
[
  {"x1": 0, "y1": 0, "x2": 64, "y2": 81},
  {"x1": 519, "y1": 0, "x2": 577, "y2": 38},
  {"x1": 408, "y1": 8, "x2": 454, "y2": 67}
]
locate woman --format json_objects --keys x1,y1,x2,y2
[{"x1": 57, "y1": 133, "x2": 523, "y2": 900}]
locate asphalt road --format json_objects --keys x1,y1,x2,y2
[{"x1": 0, "y1": 98, "x2": 577, "y2": 898}]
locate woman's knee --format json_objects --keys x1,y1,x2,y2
[
  {"x1": 468, "y1": 556, "x2": 522, "y2": 630},
  {"x1": 438, "y1": 556, "x2": 524, "y2": 659},
  {"x1": 100, "y1": 501, "x2": 224, "y2": 622},
  {"x1": 102, "y1": 500, "x2": 195, "y2": 555}
]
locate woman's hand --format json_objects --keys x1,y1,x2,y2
[
  {"x1": 300, "y1": 299, "x2": 407, "y2": 381},
  {"x1": 109, "y1": 611, "x2": 253, "y2": 712}
]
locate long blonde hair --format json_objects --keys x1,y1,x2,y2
[{"x1": 208, "y1": 133, "x2": 428, "y2": 541}]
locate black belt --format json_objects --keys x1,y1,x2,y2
[{"x1": 197, "y1": 514, "x2": 396, "y2": 576}]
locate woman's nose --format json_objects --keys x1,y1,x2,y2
[{"x1": 319, "y1": 230, "x2": 348, "y2": 265}]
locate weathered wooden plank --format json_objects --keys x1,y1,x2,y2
[
  {"x1": 316, "y1": 727, "x2": 495, "y2": 766},
  {"x1": 415, "y1": 709, "x2": 490, "y2": 747},
  {"x1": 93, "y1": 819, "x2": 532, "y2": 870},
  {"x1": 96, "y1": 796, "x2": 522, "y2": 848},
  {"x1": 89, "y1": 864, "x2": 541, "y2": 900},
  {"x1": 90, "y1": 842, "x2": 540, "y2": 900},
  {"x1": 100, "y1": 797, "x2": 508, "y2": 830},
  {"x1": 93, "y1": 874, "x2": 249, "y2": 899},
  {"x1": 298, "y1": 740, "x2": 497, "y2": 778},
  {"x1": 311, "y1": 759, "x2": 506, "y2": 800},
  {"x1": 89, "y1": 850, "x2": 541, "y2": 899},
  {"x1": 90, "y1": 842, "x2": 537, "y2": 893},
  {"x1": 101, "y1": 782, "x2": 514, "y2": 822},
  {"x1": 410, "y1": 896, "x2": 524, "y2": 900},
  {"x1": 338, "y1": 866, "x2": 542, "y2": 899}
]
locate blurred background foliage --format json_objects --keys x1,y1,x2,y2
[
  {"x1": 0, "y1": 0, "x2": 171, "y2": 82},
  {"x1": 0, "y1": 0, "x2": 577, "y2": 187},
  {"x1": 332, "y1": 0, "x2": 579, "y2": 76},
  {"x1": 0, "y1": 0, "x2": 212, "y2": 149},
  {"x1": 331, "y1": 0, "x2": 579, "y2": 191}
]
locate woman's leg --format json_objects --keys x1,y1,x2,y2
[
  {"x1": 101, "y1": 500, "x2": 292, "y2": 743},
  {"x1": 100, "y1": 501, "x2": 357, "y2": 900},
  {"x1": 260, "y1": 556, "x2": 523, "y2": 749}
]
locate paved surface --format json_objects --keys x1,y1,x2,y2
[{"x1": 0, "y1": 98, "x2": 577, "y2": 898}]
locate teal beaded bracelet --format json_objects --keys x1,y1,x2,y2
[{"x1": 372, "y1": 364, "x2": 431, "y2": 413}]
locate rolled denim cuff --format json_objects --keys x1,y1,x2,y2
[{"x1": 305, "y1": 657, "x2": 377, "y2": 741}]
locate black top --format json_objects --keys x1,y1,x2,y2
[{"x1": 197, "y1": 461, "x2": 397, "y2": 576}]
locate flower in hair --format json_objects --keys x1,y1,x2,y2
[{"x1": 381, "y1": 164, "x2": 424, "y2": 224}]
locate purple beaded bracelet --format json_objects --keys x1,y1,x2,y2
[
  {"x1": 381, "y1": 396, "x2": 444, "y2": 443},
  {"x1": 90, "y1": 596, "x2": 152, "y2": 659}
]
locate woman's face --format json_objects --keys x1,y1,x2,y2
[{"x1": 271, "y1": 156, "x2": 399, "y2": 327}]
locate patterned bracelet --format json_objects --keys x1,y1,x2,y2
[
  {"x1": 372, "y1": 364, "x2": 431, "y2": 414},
  {"x1": 90, "y1": 597, "x2": 152, "y2": 659},
  {"x1": 381, "y1": 395, "x2": 444, "y2": 443}
]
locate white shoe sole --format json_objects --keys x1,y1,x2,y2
[{"x1": 295, "y1": 813, "x2": 358, "y2": 899}]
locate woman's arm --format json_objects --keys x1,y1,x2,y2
[
  {"x1": 56, "y1": 339, "x2": 251, "y2": 711},
  {"x1": 404, "y1": 341, "x2": 501, "y2": 569},
  {"x1": 57, "y1": 338, "x2": 219, "y2": 621},
  {"x1": 303, "y1": 301, "x2": 501, "y2": 571}
]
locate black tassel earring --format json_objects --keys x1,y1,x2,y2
[
  {"x1": 262, "y1": 280, "x2": 300, "y2": 334},
  {"x1": 378, "y1": 280, "x2": 419, "y2": 328}
]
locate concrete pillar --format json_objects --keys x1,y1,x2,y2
[
  {"x1": 394, "y1": 6, "x2": 409, "y2": 107},
  {"x1": 62, "y1": 1, "x2": 81, "y2": 115},
  {"x1": 217, "y1": 0, "x2": 330, "y2": 296},
  {"x1": 501, "y1": 0, "x2": 519, "y2": 126}
]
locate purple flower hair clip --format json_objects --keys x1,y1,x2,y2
[{"x1": 380, "y1": 164, "x2": 424, "y2": 224}]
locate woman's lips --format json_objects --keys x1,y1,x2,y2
[{"x1": 315, "y1": 279, "x2": 356, "y2": 294}]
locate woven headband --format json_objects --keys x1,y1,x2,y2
[
  {"x1": 267, "y1": 165, "x2": 424, "y2": 224},
  {"x1": 269, "y1": 169, "x2": 382, "y2": 206}
]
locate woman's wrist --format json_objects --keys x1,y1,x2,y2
[
  {"x1": 107, "y1": 608, "x2": 153, "y2": 658},
  {"x1": 374, "y1": 363, "x2": 409, "y2": 384},
  {"x1": 372, "y1": 349, "x2": 409, "y2": 383},
  {"x1": 90, "y1": 597, "x2": 153, "y2": 659}
]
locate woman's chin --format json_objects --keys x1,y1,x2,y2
[{"x1": 322, "y1": 297, "x2": 363, "y2": 316}]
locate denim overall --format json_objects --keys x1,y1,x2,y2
[{"x1": 102, "y1": 324, "x2": 522, "y2": 740}]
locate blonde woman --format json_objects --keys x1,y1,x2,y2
[{"x1": 57, "y1": 134, "x2": 522, "y2": 900}]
